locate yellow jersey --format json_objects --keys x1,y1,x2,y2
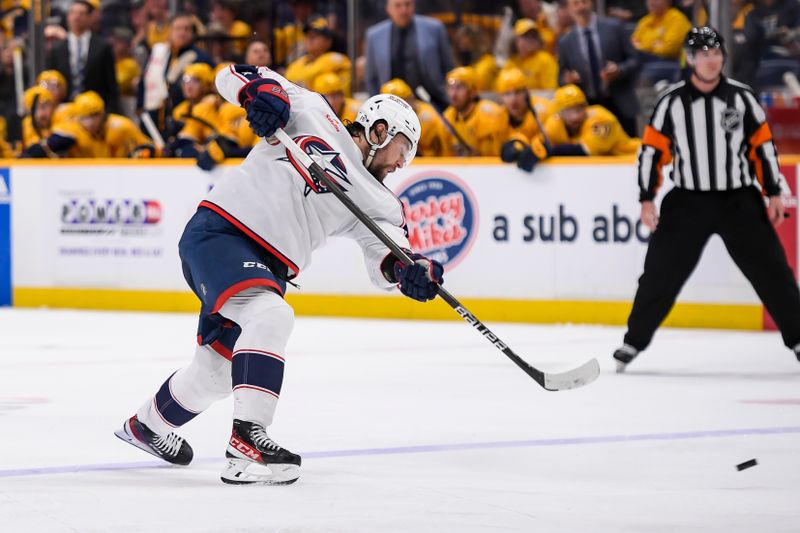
[
  {"x1": 173, "y1": 95, "x2": 219, "y2": 144},
  {"x1": 230, "y1": 20, "x2": 252, "y2": 55},
  {"x1": 146, "y1": 21, "x2": 170, "y2": 48},
  {"x1": 416, "y1": 101, "x2": 448, "y2": 157},
  {"x1": 443, "y1": 99, "x2": 507, "y2": 157},
  {"x1": 631, "y1": 8, "x2": 692, "y2": 60},
  {"x1": 502, "y1": 52, "x2": 558, "y2": 90},
  {"x1": 53, "y1": 102, "x2": 75, "y2": 125},
  {"x1": 336, "y1": 97, "x2": 361, "y2": 123},
  {"x1": 116, "y1": 57, "x2": 141, "y2": 97},
  {"x1": 273, "y1": 24, "x2": 304, "y2": 66},
  {"x1": 51, "y1": 113, "x2": 152, "y2": 158},
  {"x1": 544, "y1": 105, "x2": 641, "y2": 156},
  {"x1": 22, "y1": 116, "x2": 49, "y2": 149},
  {"x1": 285, "y1": 52, "x2": 352, "y2": 95},
  {"x1": 471, "y1": 54, "x2": 499, "y2": 92},
  {"x1": 503, "y1": 95, "x2": 552, "y2": 143}
]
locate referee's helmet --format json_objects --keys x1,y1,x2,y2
[{"x1": 684, "y1": 26, "x2": 726, "y2": 61}]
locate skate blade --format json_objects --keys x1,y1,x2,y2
[
  {"x1": 220, "y1": 458, "x2": 300, "y2": 485},
  {"x1": 114, "y1": 422, "x2": 188, "y2": 466},
  {"x1": 615, "y1": 360, "x2": 628, "y2": 374}
]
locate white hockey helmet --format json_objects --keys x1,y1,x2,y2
[{"x1": 355, "y1": 93, "x2": 421, "y2": 168}]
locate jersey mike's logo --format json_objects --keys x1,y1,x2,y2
[
  {"x1": 395, "y1": 172, "x2": 479, "y2": 269},
  {"x1": 280, "y1": 135, "x2": 350, "y2": 197}
]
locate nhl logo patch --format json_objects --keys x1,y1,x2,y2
[{"x1": 721, "y1": 108, "x2": 742, "y2": 132}]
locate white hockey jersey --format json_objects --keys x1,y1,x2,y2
[{"x1": 205, "y1": 65, "x2": 410, "y2": 289}]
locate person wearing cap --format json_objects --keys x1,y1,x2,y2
[
  {"x1": 21, "y1": 87, "x2": 57, "y2": 151},
  {"x1": 544, "y1": 84, "x2": 639, "y2": 156},
  {"x1": 381, "y1": 77, "x2": 447, "y2": 157},
  {"x1": 210, "y1": 0, "x2": 252, "y2": 57},
  {"x1": 313, "y1": 72, "x2": 361, "y2": 123},
  {"x1": 442, "y1": 66, "x2": 506, "y2": 157},
  {"x1": 365, "y1": 0, "x2": 455, "y2": 110},
  {"x1": 558, "y1": 0, "x2": 641, "y2": 137},
  {"x1": 514, "y1": 0, "x2": 557, "y2": 51},
  {"x1": 631, "y1": 0, "x2": 692, "y2": 61},
  {"x1": 36, "y1": 70, "x2": 76, "y2": 125},
  {"x1": 501, "y1": 20, "x2": 558, "y2": 90},
  {"x1": 169, "y1": 63, "x2": 220, "y2": 158},
  {"x1": 495, "y1": 67, "x2": 552, "y2": 145},
  {"x1": 25, "y1": 90, "x2": 154, "y2": 158},
  {"x1": 110, "y1": 27, "x2": 141, "y2": 121},
  {"x1": 285, "y1": 15, "x2": 351, "y2": 95},
  {"x1": 45, "y1": 0, "x2": 121, "y2": 114}
]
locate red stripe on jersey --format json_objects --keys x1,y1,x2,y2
[{"x1": 198, "y1": 201, "x2": 300, "y2": 278}]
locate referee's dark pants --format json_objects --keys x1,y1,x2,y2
[{"x1": 624, "y1": 186, "x2": 800, "y2": 351}]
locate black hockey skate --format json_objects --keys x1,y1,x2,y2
[
  {"x1": 221, "y1": 419, "x2": 301, "y2": 485},
  {"x1": 114, "y1": 416, "x2": 193, "y2": 466},
  {"x1": 613, "y1": 344, "x2": 639, "y2": 373}
]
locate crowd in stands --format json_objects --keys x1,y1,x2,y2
[{"x1": 0, "y1": 0, "x2": 797, "y2": 170}]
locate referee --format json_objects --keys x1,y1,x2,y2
[{"x1": 614, "y1": 26, "x2": 800, "y2": 372}]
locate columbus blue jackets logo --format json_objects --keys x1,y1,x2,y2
[
  {"x1": 280, "y1": 135, "x2": 350, "y2": 197},
  {"x1": 395, "y1": 172, "x2": 479, "y2": 269}
]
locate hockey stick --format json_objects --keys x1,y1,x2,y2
[
  {"x1": 414, "y1": 86, "x2": 479, "y2": 156},
  {"x1": 274, "y1": 128, "x2": 600, "y2": 391}
]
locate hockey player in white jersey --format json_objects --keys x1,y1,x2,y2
[{"x1": 115, "y1": 64, "x2": 443, "y2": 485}]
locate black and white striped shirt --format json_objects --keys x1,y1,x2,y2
[{"x1": 638, "y1": 76, "x2": 783, "y2": 201}]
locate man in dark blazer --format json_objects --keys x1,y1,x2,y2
[
  {"x1": 46, "y1": 0, "x2": 121, "y2": 114},
  {"x1": 365, "y1": 0, "x2": 455, "y2": 110},
  {"x1": 557, "y1": 0, "x2": 640, "y2": 136}
]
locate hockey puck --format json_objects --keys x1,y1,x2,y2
[{"x1": 736, "y1": 459, "x2": 758, "y2": 471}]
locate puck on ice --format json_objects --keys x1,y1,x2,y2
[{"x1": 736, "y1": 459, "x2": 758, "y2": 471}]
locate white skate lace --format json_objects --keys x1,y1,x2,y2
[
  {"x1": 153, "y1": 432, "x2": 183, "y2": 457},
  {"x1": 249, "y1": 425, "x2": 281, "y2": 452}
]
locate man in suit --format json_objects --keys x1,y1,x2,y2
[
  {"x1": 558, "y1": 0, "x2": 640, "y2": 137},
  {"x1": 46, "y1": 0, "x2": 121, "y2": 114},
  {"x1": 365, "y1": 0, "x2": 455, "y2": 110}
]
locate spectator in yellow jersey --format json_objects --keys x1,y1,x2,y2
[
  {"x1": 631, "y1": 0, "x2": 692, "y2": 61},
  {"x1": 502, "y1": 84, "x2": 639, "y2": 171},
  {"x1": 21, "y1": 87, "x2": 56, "y2": 152},
  {"x1": 514, "y1": 0, "x2": 557, "y2": 51},
  {"x1": 110, "y1": 27, "x2": 141, "y2": 121},
  {"x1": 442, "y1": 67, "x2": 507, "y2": 157},
  {"x1": 314, "y1": 73, "x2": 361, "y2": 123},
  {"x1": 496, "y1": 68, "x2": 552, "y2": 144},
  {"x1": 0, "y1": 117, "x2": 13, "y2": 158},
  {"x1": 169, "y1": 62, "x2": 219, "y2": 158},
  {"x1": 210, "y1": 0, "x2": 251, "y2": 57},
  {"x1": 502, "y1": 21, "x2": 559, "y2": 90},
  {"x1": 285, "y1": 15, "x2": 351, "y2": 95},
  {"x1": 145, "y1": 0, "x2": 171, "y2": 48},
  {"x1": 36, "y1": 70, "x2": 75, "y2": 125},
  {"x1": 453, "y1": 25, "x2": 498, "y2": 91},
  {"x1": 26, "y1": 91, "x2": 154, "y2": 158},
  {"x1": 381, "y1": 78, "x2": 448, "y2": 157},
  {"x1": 245, "y1": 39, "x2": 272, "y2": 67}
]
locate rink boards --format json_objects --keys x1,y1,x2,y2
[{"x1": 2, "y1": 156, "x2": 798, "y2": 330}]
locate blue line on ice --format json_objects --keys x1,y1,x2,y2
[{"x1": 2, "y1": 425, "x2": 798, "y2": 478}]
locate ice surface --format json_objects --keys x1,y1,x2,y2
[{"x1": 0, "y1": 308, "x2": 798, "y2": 532}]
